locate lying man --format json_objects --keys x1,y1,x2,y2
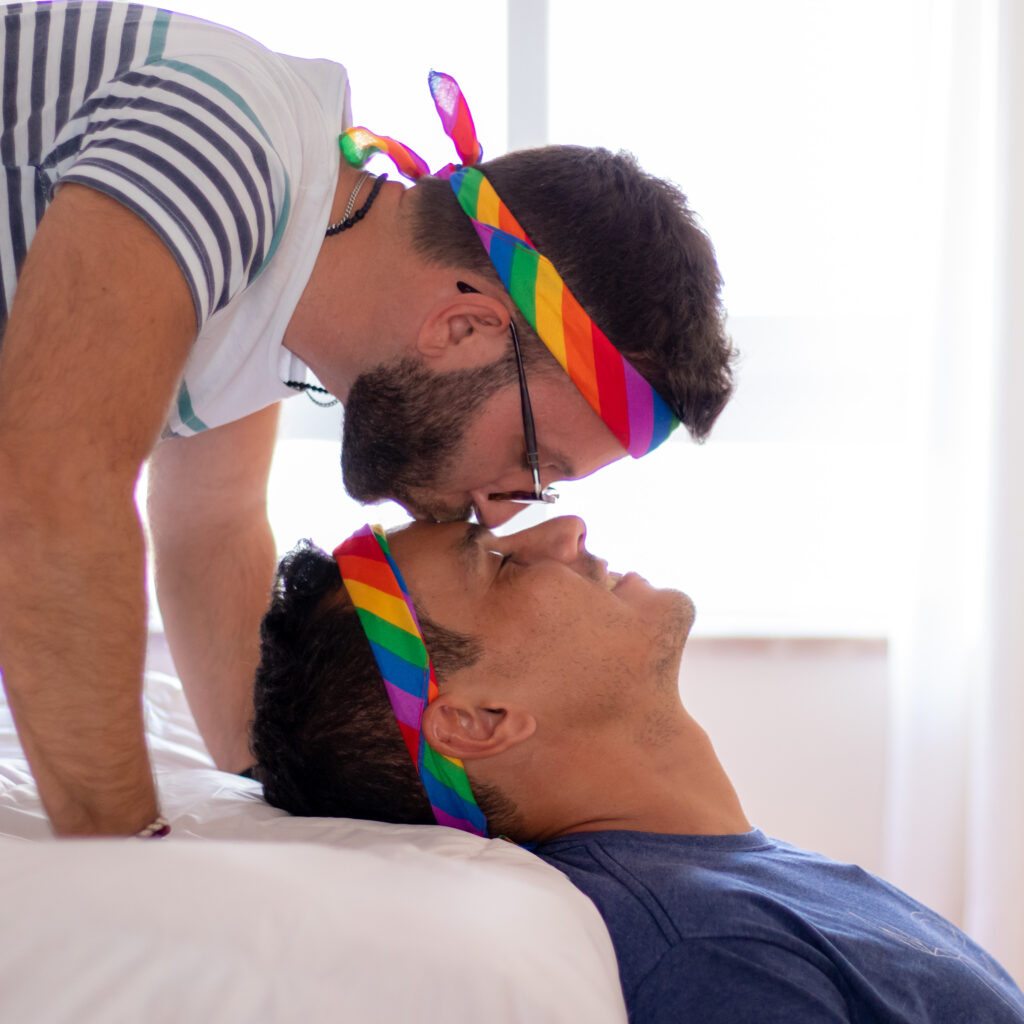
[{"x1": 248, "y1": 517, "x2": 1024, "y2": 1022}]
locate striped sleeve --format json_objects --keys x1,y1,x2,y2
[
  {"x1": 0, "y1": 4, "x2": 293, "y2": 335},
  {"x1": 0, "y1": 2, "x2": 285, "y2": 333},
  {"x1": 55, "y1": 59, "x2": 290, "y2": 328}
]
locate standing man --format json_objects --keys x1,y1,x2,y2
[{"x1": 0, "y1": 3, "x2": 733, "y2": 836}]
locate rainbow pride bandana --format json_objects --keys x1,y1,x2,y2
[
  {"x1": 339, "y1": 72, "x2": 679, "y2": 457},
  {"x1": 340, "y1": 70, "x2": 481, "y2": 182},
  {"x1": 334, "y1": 524, "x2": 488, "y2": 837},
  {"x1": 448, "y1": 166, "x2": 678, "y2": 457}
]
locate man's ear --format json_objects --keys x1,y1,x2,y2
[
  {"x1": 421, "y1": 696, "x2": 536, "y2": 761},
  {"x1": 416, "y1": 291, "x2": 511, "y2": 371}
]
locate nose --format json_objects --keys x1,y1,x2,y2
[
  {"x1": 470, "y1": 491, "x2": 530, "y2": 529},
  {"x1": 507, "y1": 515, "x2": 588, "y2": 565}
]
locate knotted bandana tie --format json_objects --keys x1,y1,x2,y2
[
  {"x1": 334, "y1": 524, "x2": 489, "y2": 837},
  {"x1": 340, "y1": 70, "x2": 481, "y2": 181},
  {"x1": 339, "y1": 73, "x2": 679, "y2": 457}
]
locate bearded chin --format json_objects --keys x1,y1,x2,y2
[
  {"x1": 339, "y1": 356, "x2": 512, "y2": 507},
  {"x1": 340, "y1": 387, "x2": 447, "y2": 504}
]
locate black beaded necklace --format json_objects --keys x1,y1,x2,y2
[
  {"x1": 285, "y1": 172, "x2": 389, "y2": 407},
  {"x1": 325, "y1": 172, "x2": 387, "y2": 236},
  {"x1": 282, "y1": 379, "x2": 340, "y2": 406}
]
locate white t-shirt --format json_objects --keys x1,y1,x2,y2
[{"x1": 0, "y1": 1, "x2": 350, "y2": 435}]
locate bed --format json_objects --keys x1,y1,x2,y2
[{"x1": 0, "y1": 659, "x2": 628, "y2": 1024}]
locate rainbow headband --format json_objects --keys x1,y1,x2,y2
[
  {"x1": 333, "y1": 524, "x2": 488, "y2": 837},
  {"x1": 340, "y1": 73, "x2": 679, "y2": 458}
]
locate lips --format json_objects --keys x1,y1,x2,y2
[{"x1": 604, "y1": 571, "x2": 623, "y2": 591}]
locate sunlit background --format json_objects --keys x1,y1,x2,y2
[{"x1": 153, "y1": 0, "x2": 930, "y2": 638}]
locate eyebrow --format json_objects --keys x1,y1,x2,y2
[
  {"x1": 521, "y1": 447, "x2": 575, "y2": 479},
  {"x1": 456, "y1": 522, "x2": 492, "y2": 576},
  {"x1": 554, "y1": 448, "x2": 576, "y2": 478}
]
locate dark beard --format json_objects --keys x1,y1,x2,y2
[{"x1": 341, "y1": 355, "x2": 514, "y2": 519}]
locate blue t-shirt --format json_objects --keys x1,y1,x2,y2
[{"x1": 536, "y1": 829, "x2": 1024, "y2": 1023}]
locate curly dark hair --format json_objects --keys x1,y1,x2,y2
[
  {"x1": 249, "y1": 540, "x2": 521, "y2": 835},
  {"x1": 409, "y1": 146, "x2": 736, "y2": 441}
]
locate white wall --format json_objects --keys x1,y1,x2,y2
[{"x1": 682, "y1": 638, "x2": 889, "y2": 875}]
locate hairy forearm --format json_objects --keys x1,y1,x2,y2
[
  {"x1": 0, "y1": 475, "x2": 156, "y2": 835},
  {"x1": 0, "y1": 184, "x2": 197, "y2": 835},
  {"x1": 152, "y1": 515, "x2": 276, "y2": 772},
  {"x1": 146, "y1": 405, "x2": 281, "y2": 773}
]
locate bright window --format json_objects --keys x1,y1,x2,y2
[
  {"x1": 146, "y1": 1, "x2": 929, "y2": 637},
  {"x1": 542, "y1": 0, "x2": 927, "y2": 635}
]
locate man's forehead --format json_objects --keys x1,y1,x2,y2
[{"x1": 388, "y1": 520, "x2": 494, "y2": 577}]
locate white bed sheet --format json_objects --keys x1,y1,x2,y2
[{"x1": 0, "y1": 666, "x2": 627, "y2": 1024}]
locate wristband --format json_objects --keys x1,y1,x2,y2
[{"x1": 135, "y1": 815, "x2": 171, "y2": 839}]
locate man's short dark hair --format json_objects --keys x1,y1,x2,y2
[
  {"x1": 250, "y1": 541, "x2": 522, "y2": 835},
  {"x1": 409, "y1": 145, "x2": 735, "y2": 441}
]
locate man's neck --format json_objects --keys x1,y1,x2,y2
[
  {"x1": 282, "y1": 164, "x2": 416, "y2": 402},
  {"x1": 523, "y1": 714, "x2": 752, "y2": 843}
]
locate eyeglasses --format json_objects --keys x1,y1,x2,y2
[
  {"x1": 456, "y1": 283, "x2": 558, "y2": 506},
  {"x1": 487, "y1": 319, "x2": 559, "y2": 505}
]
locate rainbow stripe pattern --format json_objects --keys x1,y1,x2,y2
[
  {"x1": 339, "y1": 70, "x2": 679, "y2": 457},
  {"x1": 449, "y1": 166, "x2": 679, "y2": 457},
  {"x1": 339, "y1": 126, "x2": 429, "y2": 181},
  {"x1": 334, "y1": 524, "x2": 488, "y2": 837}
]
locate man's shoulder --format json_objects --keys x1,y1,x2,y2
[
  {"x1": 536, "y1": 830, "x2": 783, "y2": 981},
  {"x1": 537, "y1": 829, "x2": 1024, "y2": 1024},
  {"x1": 536, "y1": 830, "x2": 804, "y2": 1016},
  {"x1": 536, "y1": 828, "x2": 777, "y2": 890},
  {"x1": 536, "y1": 828, "x2": 789, "y2": 932},
  {"x1": 159, "y1": 8, "x2": 348, "y2": 91}
]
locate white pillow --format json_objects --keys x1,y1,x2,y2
[{"x1": 0, "y1": 668, "x2": 627, "y2": 1024}]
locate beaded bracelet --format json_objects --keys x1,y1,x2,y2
[{"x1": 135, "y1": 815, "x2": 171, "y2": 839}]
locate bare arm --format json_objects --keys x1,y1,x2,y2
[
  {"x1": 147, "y1": 403, "x2": 280, "y2": 773},
  {"x1": 0, "y1": 184, "x2": 196, "y2": 835}
]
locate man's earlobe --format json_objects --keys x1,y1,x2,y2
[{"x1": 422, "y1": 699, "x2": 535, "y2": 760}]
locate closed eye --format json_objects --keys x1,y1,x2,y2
[{"x1": 490, "y1": 551, "x2": 513, "y2": 578}]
